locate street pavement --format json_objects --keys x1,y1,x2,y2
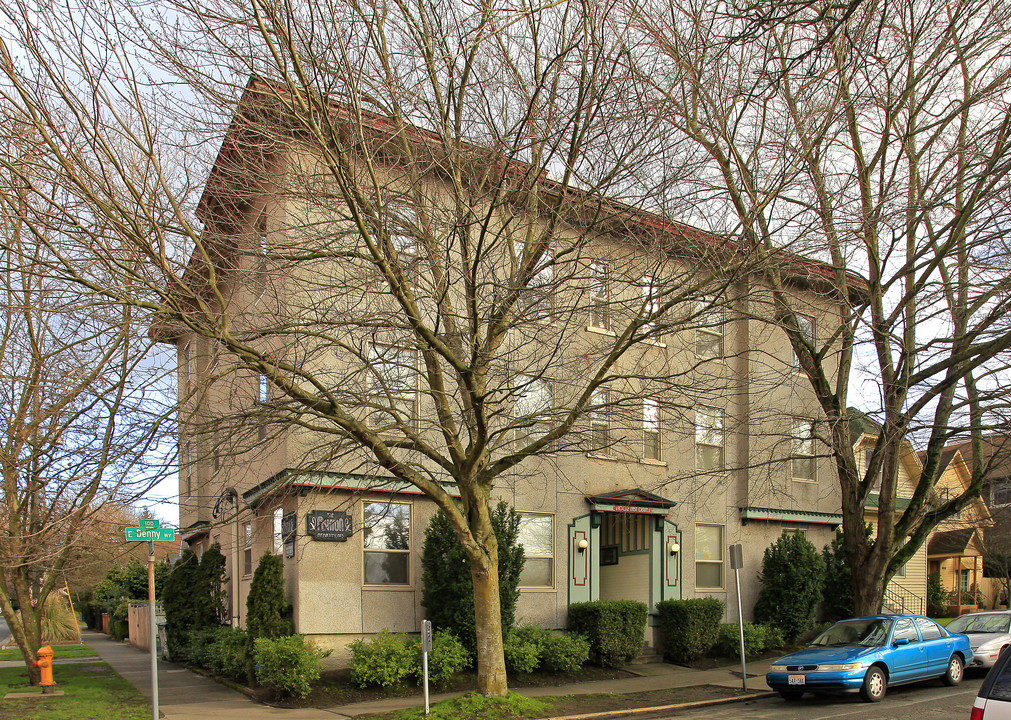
[{"x1": 642, "y1": 673, "x2": 985, "y2": 720}]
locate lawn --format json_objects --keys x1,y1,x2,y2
[
  {"x1": 0, "y1": 662, "x2": 149, "y2": 720},
  {"x1": 0, "y1": 645, "x2": 98, "y2": 662}
]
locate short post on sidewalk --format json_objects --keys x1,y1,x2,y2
[
  {"x1": 729, "y1": 543, "x2": 747, "y2": 692},
  {"x1": 421, "y1": 620, "x2": 433, "y2": 715}
]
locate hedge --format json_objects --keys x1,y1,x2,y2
[
  {"x1": 655, "y1": 597, "x2": 724, "y2": 663},
  {"x1": 567, "y1": 601, "x2": 648, "y2": 667}
]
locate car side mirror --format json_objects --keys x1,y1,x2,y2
[{"x1": 893, "y1": 638, "x2": 910, "y2": 646}]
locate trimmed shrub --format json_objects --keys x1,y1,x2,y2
[
  {"x1": 110, "y1": 601, "x2": 130, "y2": 640},
  {"x1": 349, "y1": 630, "x2": 417, "y2": 688},
  {"x1": 567, "y1": 601, "x2": 648, "y2": 667},
  {"x1": 714, "y1": 622, "x2": 767, "y2": 657},
  {"x1": 754, "y1": 532, "x2": 825, "y2": 641},
  {"x1": 540, "y1": 632, "x2": 590, "y2": 673},
  {"x1": 504, "y1": 628, "x2": 542, "y2": 673},
  {"x1": 420, "y1": 502, "x2": 525, "y2": 654},
  {"x1": 253, "y1": 635, "x2": 328, "y2": 699},
  {"x1": 656, "y1": 597, "x2": 724, "y2": 663},
  {"x1": 422, "y1": 630, "x2": 471, "y2": 685},
  {"x1": 163, "y1": 550, "x2": 207, "y2": 662},
  {"x1": 761, "y1": 623, "x2": 785, "y2": 650},
  {"x1": 246, "y1": 553, "x2": 293, "y2": 642},
  {"x1": 210, "y1": 628, "x2": 251, "y2": 681}
]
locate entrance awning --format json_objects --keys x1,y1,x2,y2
[
  {"x1": 587, "y1": 488, "x2": 676, "y2": 516},
  {"x1": 739, "y1": 506, "x2": 843, "y2": 527}
]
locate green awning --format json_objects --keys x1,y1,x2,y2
[{"x1": 740, "y1": 506, "x2": 843, "y2": 526}]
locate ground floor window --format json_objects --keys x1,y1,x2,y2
[
  {"x1": 363, "y1": 502, "x2": 411, "y2": 585},
  {"x1": 695, "y1": 524, "x2": 725, "y2": 590},
  {"x1": 518, "y1": 514, "x2": 553, "y2": 587}
]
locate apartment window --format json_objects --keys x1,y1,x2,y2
[
  {"x1": 642, "y1": 276, "x2": 659, "y2": 331},
  {"x1": 259, "y1": 374, "x2": 269, "y2": 404},
  {"x1": 695, "y1": 406, "x2": 725, "y2": 471},
  {"x1": 643, "y1": 398, "x2": 661, "y2": 461},
  {"x1": 243, "y1": 522, "x2": 253, "y2": 576},
  {"x1": 363, "y1": 502, "x2": 411, "y2": 585},
  {"x1": 590, "y1": 388, "x2": 610, "y2": 452},
  {"x1": 367, "y1": 345, "x2": 417, "y2": 429},
  {"x1": 518, "y1": 514, "x2": 553, "y2": 587},
  {"x1": 894, "y1": 562, "x2": 906, "y2": 578},
  {"x1": 960, "y1": 568, "x2": 971, "y2": 592},
  {"x1": 272, "y1": 508, "x2": 284, "y2": 555},
  {"x1": 695, "y1": 297, "x2": 724, "y2": 359},
  {"x1": 791, "y1": 313, "x2": 815, "y2": 368},
  {"x1": 514, "y1": 375, "x2": 552, "y2": 444},
  {"x1": 695, "y1": 524, "x2": 725, "y2": 589},
  {"x1": 589, "y1": 262, "x2": 609, "y2": 330},
  {"x1": 515, "y1": 241, "x2": 553, "y2": 318},
  {"x1": 183, "y1": 442, "x2": 193, "y2": 497},
  {"x1": 782, "y1": 528, "x2": 807, "y2": 538},
  {"x1": 792, "y1": 418, "x2": 816, "y2": 481}
]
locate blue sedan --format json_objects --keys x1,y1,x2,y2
[{"x1": 766, "y1": 615, "x2": 973, "y2": 702}]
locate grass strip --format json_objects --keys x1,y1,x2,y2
[
  {"x1": 0, "y1": 645, "x2": 98, "y2": 662},
  {"x1": 0, "y1": 661, "x2": 149, "y2": 720}
]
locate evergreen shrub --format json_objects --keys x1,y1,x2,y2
[
  {"x1": 253, "y1": 635, "x2": 328, "y2": 699},
  {"x1": 503, "y1": 628, "x2": 542, "y2": 673},
  {"x1": 928, "y1": 572, "x2": 948, "y2": 617},
  {"x1": 163, "y1": 548, "x2": 224, "y2": 662},
  {"x1": 349, "y1": 630, "x2": 418, "y2": 688},
  {"x1": 655, "y1": 597, "x2": 724, "y2": 663},
  {"x1": 714, "y1": 622, "x2": 768, "y2": 657},
  {"x1": 210, "y1": 628, "x2": 251, "y2": 681},
  {"x1": 246, "y1": 552, "x2": 293, "y2": 642},
  {"x1": 539, "y1": 631, "x2": 590, "y2": 673},
  {"x1": 821, "y1": 527, "x2": 872, "y2": 621},
  {"x1": 424, "y1": 630, "x2": 471, "y2": 685},
  {"x1": 567, "y1": 600, "x2": 648, "y2": 667},
  {"x1": 420, "y1": 502, "x2": 525, "y2": 653},
  {"x1": 754, "y1": 532, "x2": 825, "y2": 641}
]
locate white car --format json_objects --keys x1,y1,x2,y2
[
  {"x1": 971, "y1": 641, "x2": 1011, "y2": 718},
  {"x1": 948, "y1": 611, "x2": 1011, "y2": 669}
]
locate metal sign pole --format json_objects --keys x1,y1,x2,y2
[
  {"x1": 421, "y1": 620, "x2": 432, "y2": 715},
  {"x1": 148, "y1": 540, "x2": 160, "y2": 720},
  {"x1": 729, "y1": 543, "x2": 747, "y2": 692}
]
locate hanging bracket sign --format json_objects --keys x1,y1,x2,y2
[{"x1": 306, "y1": 510, "x2": 352, "y2": 541}]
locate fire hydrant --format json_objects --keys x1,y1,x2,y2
[{"x1": 33, "y1": 645, "x2": 56, "y2": 693}]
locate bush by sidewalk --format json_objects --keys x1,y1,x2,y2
[
  {"x1": 567, "y1": 600, "x2": 648, "y2": 667},
  {"x1": 656, "y1": 597, "x2": 724, "y2": 663}
]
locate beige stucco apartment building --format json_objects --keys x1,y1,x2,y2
[{"x1": 169, "y1": 81, "x2": 849, "y2": 662}]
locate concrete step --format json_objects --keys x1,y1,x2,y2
[{"x1": 630, "y1": 651, "x2": 664, "y2": 664}]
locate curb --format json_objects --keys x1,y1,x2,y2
[{"x1": 543, "y1": 691, "x2": 777, "y2": 720}]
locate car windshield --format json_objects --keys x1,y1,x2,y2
[
  {"x1": 810, "y1": 619, "x2": 893, "y2": 647},
  {"x1": 947, "y1": 614, "x2": 1011, "y2": 634}
]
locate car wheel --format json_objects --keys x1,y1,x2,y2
[
  {"x1": 859, "y1": 665, "x2": 887, "y2": 702},
  {"x1": 779, "y1": 690, "x2": 803, "y2": 701},
  {"x1": 942, "y1": 654, "x2": 963, "y2": 686}
]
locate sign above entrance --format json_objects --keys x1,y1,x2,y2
[{"x1": 587, "y1": 488, "x2": 676, "y2": 516}]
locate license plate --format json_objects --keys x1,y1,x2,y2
[{"x1": 788, "y1": 675, "x2": 806, "y2": 685}]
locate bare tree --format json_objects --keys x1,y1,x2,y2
[
  {"x1": 0, "y1": 124, "x2": 172, "y2": 683},
  {"x1": 0, "y1": 0, "x2": 824, "y2": 694},
  {"x1": 629, "y1": 0, "x2": 1011, "y2": 613}
]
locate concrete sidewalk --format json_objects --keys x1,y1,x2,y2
[{"x1": 81, "y1": 630, "x2": 772, "y2": 719}]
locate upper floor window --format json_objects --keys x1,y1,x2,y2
[
  {"x1": 792, "y1": 418, "x2": 816, "y2": 481},
  {"x1": 695, "y1": 406, "x2": 725, "y2": 471},
  {"x1": 367, "y1": 345, "x2": 417, "y2": 429},
  {"x1": 590, "y1": 388, "x2": 611, "y2": 452},
  {"x1": 363, "y1": 502, "x2": 411, "y2": 585},
  {"x1": 642, "y1": 276, "x2": 659, "y2": 332},
  {"x1": 695, "y1": 297, "x2": 724, "y2": 359},
  {"x1": 517, "y1": 514, "x2": 553, "y2": 587},
  {"x1": 514, "y1": 241, "x2": 553, "y2": 319},
  {"x1": 182, "y1": 342, "x2": 193, "y2": 392},
  {"x1": 183, "y1": 442, "x2": 193, "y2": 498},
  {"x1": 514, "y1": 375, "x2": 552, "y2": 445},
  {"x1": 259, "y1": 374, "x2": 269, "y2": 404},
  {"x1": 243, "y1": 522, "x2": 253, "y2": 576},
  {"x1": 589, "y1": 262, "x2": 609, "y2": 330},
  {"x1": 791, "y1": 313, "x2": 815, "y2": 368},
  {"x1": 643, "y1": 398, "x2": 661, "y2": 461}
]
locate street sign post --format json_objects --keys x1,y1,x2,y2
[
  {"x1": 729, "y1": 543, "x2": 747, "y2": 691},
  {"x1": 421, "y1": 620, "x2": 433, "y2": 715},
  {"x1": 124, "y1": 523, "x2": 176, "y2": 720},
  {"x1": 125, "y1": 527, "x2": 176, "y2": 542}
]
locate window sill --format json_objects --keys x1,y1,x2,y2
[
  {"x1": 791, "y1": 477, "x2": 818, "y2": 484},
  {"x1": 639, "y1": 338, "x2": 666, "y2": 348},
  {"x1": 363, "y1": 585, "x2": 416, "y2": 592},
  {"x1": 518, "y1": 587, "x2": 557, "y2": 593},
  {"x1": 639, "y1": 458, "x2": 668, "y2": 468},
  {"x1": 696, "y1": 587, "x2": 727, "y2": 593},
  {"x1": 585, "y1": 453, "x2": 636, "y2": 464},
  {"x1": 585, "y1": 325, "x2": 616, "y2": 337},
  {"x1": 694, "y1": 353, "x2": 725, "y2": 362}
]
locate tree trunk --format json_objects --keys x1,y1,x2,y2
[{"x1": 470, "y1": 552, "x2": 508, "y2": 697}]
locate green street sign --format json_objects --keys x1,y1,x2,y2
[
  {"x1": 138, "y1": 518, "x2": 160, "y2": 528},
  {"x1": 125, "y1": 527, "x2": 175, "y2": 542}
]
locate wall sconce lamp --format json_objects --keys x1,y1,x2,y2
[
  {"x1": 577, "y1": 538, "x2": 589, "y2": 553},
  {"x1": 668, "y1": 541, "x2": 680, "y2": 556}
]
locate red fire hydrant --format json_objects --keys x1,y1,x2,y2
[{"x1": 33, "y1": 645, "x2": 56, "y2": 693}]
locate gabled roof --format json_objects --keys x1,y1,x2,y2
[
  {"x1": 193, "y1": 76, "x2": 868, "y2": 301},
  {"x1": 928, "y1": 527, "x2": 983, "y2": 556},
  {"x1": 586, "y1": 488, "x2": 676, "y2": 509}
]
